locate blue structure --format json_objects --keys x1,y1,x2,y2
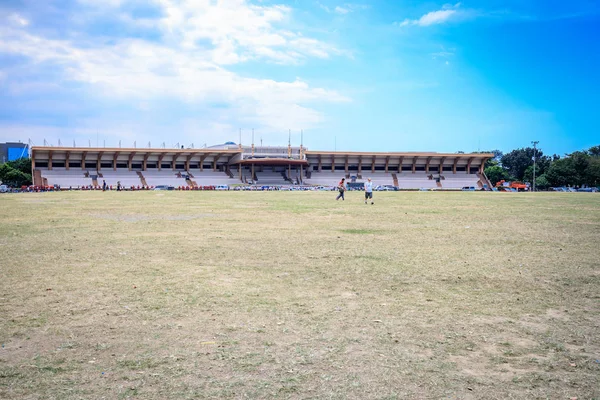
[{"x1": 1, "y1": 142, "x2": 29, "y2": 163}]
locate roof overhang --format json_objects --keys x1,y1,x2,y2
[
  {"x1": 304, "y1": 151, "x2": 494, "y2": 158},
  {"x1": 236, "y1": 158, "x2": 309, "y2": 166}
]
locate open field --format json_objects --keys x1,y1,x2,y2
[{"x1": 0, "y1": 191, "x2": 599, "y2": 399}]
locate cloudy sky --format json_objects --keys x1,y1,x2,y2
[{"x1": 0, "y1": 0, "x2": 598, "y2": 155}]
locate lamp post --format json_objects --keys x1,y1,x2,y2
[{"x1": 531, "y1": 141, "x2": 539, "y2": 192}]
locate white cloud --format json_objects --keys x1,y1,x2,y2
[
  {"x1": 8, "y1": 13, "x2": 29, "y2": 27},
  {"x1": 0, "y1": 0, "x2": 350, "y2": 137},
  {"x1": 319, "y1": 3, "x2": 369, "y2": 15},
  {"x1": 397, "y1": 3, "x2": 463, "y2": 27}
]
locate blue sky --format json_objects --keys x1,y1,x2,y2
[{"x1": 0, "y1": 0, "x2": 598, "y2": 155}]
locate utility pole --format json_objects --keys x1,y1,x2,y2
[{"x1": 531, "y1": 140, "x2": 539, "y2": 192}]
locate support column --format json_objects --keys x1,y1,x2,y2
[
  {"x1": 425, "y1": 156, "x2": 432, "y2": 174},
  {"x1": 371, "y1": 156, "x2": 376, "y2": 173},
  {"x1": 358, "y1": 156, "x2": 362, "y2": 174},
  {"x1": 113, "y1": 152, "x2": 119, "y2": 171},
  {"x1": 213, "y1": 153, "x2": 223, "y2": 171},
  {"x1": 412, "y1": 156, "x2": 417, "y2": 174},
  {"x1": 82, "y1": 152, "x2": 87, "y2": 171},
  {"x1": 318, "y1": 155, "x2": 322, "y2": 172},
  {"x1": 157, "y1": 153, "x2": 165, "y2": 171},
  {"x1": 185, "y1": 154, "x2": 193, "y2": 172},
  {"x1": 31, "y1": 152, "x2": 36, "y2": 184},
  {"x1": 48, "y1": 152, "x2": 53, "y2": 171},
  {"x1": 66, "y1": 152, "x2": 70, "y2": 170},
  {"x1": 331, "y1": 155, "x2": 335, "y2": 173},
  {"x1": 480, "y1": 158, "x2": 488, "y2": 174},
  {"x1": 398, "y1": 156, "x2": 404, "y2": 173},
  {"x1": 129, "y1": 152, "x2": 136, "y2": 171},
  {"x1": 467, "y1": 157, "x2": 474, "y2": 174},
  {"x1": 251, "y1": 163, "x2": 255, "y2": 182},
  {"x1": 385, "y1": 156, "x2": 390, "y2": 173},
  {"x1": 97, "y1": 152, "x2": 103, "y2": 172},
  {"x1": 453, "y1": 158, "x2": 459, "y2": 174},
  {"x1": 439, "y1": 157, "x2": 446, "y2": 175},
  {"x1": 345, "y1": 155, "x2": 349, "y2": 174},
  {"x1": 199, "y1": 154, "x2": 208, "y2": 172},
  {"x1": 143, "y1": 153, "x2": 150, "y2": 171}
]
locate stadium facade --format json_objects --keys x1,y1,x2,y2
[{"x1": 31, "y1": 144, "x2": 494, "y2": 189}]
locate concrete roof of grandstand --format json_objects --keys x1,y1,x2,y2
[
  {"x1": 32, "y1": 147, "x2": 493, "y2": 158},
  {"x1": 305, "y1": 151, "x2": 494, "y2": 158},
  {"x1": 31, "y1": 146, "x2": 241, "y2": 154},
  {"x1": 236, "y1": 158, "x2": 308, "y2": 166}
]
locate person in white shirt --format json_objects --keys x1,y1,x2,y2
[{"x1": 364, "y1": 178, "x2": 374, "y2": 204}]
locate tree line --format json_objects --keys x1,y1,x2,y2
[{"x1": 482, "y1": 145, "x2": 600, "y2": 190}]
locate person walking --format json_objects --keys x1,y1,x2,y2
[
  {"x1": 364, "y1": 177, "x2": 374, "y2": 204},
  {"x1": 102, "y1": 180, "x2": 107, "y2": 192},
  {"x1": 336, "y1": 178, "x2": 346, "y2": 201}
]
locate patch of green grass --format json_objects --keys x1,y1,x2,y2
[{"x1": 340, "y1": 228, "x2": 381, "y2": 234}]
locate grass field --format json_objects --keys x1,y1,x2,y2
[{"x1": 0, "y1": 191, "x2": 599, "y2": 399}]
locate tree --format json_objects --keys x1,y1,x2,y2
[
  {"x1": 7, "y1": 157, "x2": 32, "y2": 175},
  {"x1": 501, "y1": 148, "x2": 533, "y2": 181},
  {"x1": 0, "y1": 158, "x2": 33, "y2": 187},
  {"x1": 0, "y1": 163, "x2": 13, "y2": 182},
  {"x1": 501, "y1": 147, "x2": 552, "y2": 182},
  {"x1": 535, "y1": 174, "x2": 550, "y2": 190},
  {"x1": 568, "y1": 151, "x2": 590, "y2": 186},
  {"x1": 586, "y1": 157, "x2": 600, "y2": 187},
  {"x1": 1, "y1": 169, "x2": 31, "y2": 187},
  {"x1": 588, "y1": 145, "x2": 600, "y2": 157},
  {"x1": 546, "y1": 159, "x2": 577, "y2": 187},
  {"x1": 484, "y1": 165, "x2": 509, "y2": 186},
  {"x1": 523, "y1": 165, "x2": 539, "y2": 184}
]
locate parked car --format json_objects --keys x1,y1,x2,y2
[
  {"x1": 461, "y1": 186, "x2": 477, "y2": 191},
  {"x1": 0, "y1": 184, "x2": 9, "y2": 193},
  {"x1": 154, "y1": 185, "x2": 174, "y2": 191}
]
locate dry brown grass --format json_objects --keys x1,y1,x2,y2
[{"x1": 0, "y1": 191, "x2": 599, "y2": 399}]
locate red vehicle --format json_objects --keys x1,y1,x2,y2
[{"x1": 496, "y1": 180, "x2": 529, "y2": 191}]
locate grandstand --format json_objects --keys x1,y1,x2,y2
[{"x1": 30, "y1": 144, "x2": 493, "y2": 190}]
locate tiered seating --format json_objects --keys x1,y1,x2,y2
[
  {"x1": 238, "y1": 167, "x2": 252, "y2": 183},
  {"x1": 303, "y1": 171, "x2": 339, "y2": 186},
  {"x1": 143, "y1": 171, "x2": 187, "y2": 187},
  {"x1": 396, "y1": 173, "x2": 439, "y2": 189},
  {"x1": 288, "y1": 169, "x2": 302, "y2": 184},
  {"x1": 229, "y1": 167, "x2": 240, "y2": 181},
  {"x1": 441, "y1": 174, "x2": 481, "y2": 189},
  {"x1": 189, "y1": 171, "x2": 231, "y2": 186},
  {"x1": 41, "y1": 169, "x2": 94, "y2": 188},
  {"x1": 358, "y1": 172, "x2": 394, "y2": 186},
  {"x1": 97, "y1": 170, "x2": 142, "y2": 188},
  {"x1": 255, "y1": 171, "x2": 288, "y2": 185}
]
